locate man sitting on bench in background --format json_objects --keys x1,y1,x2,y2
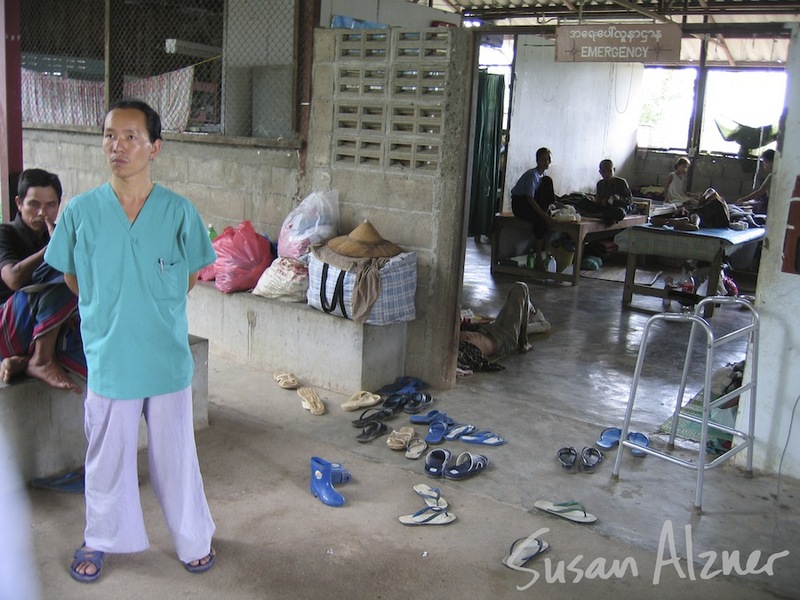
[
  {"x1": 562, "y1": 159, "x2": 632, "y2": 225},
  {"x1": 510, "y1": 147, "x2": 558, "y2": 271},
  {"x1": 0, "y1": 168, "x2": 84, "y2": 392}
]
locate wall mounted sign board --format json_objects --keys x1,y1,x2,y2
[{"x1": 555, "y1": 23, "x2": 682, "y2": 63}]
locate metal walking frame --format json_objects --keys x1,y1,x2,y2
[{"x1": 611, "y1": 296, "x2": 758, "y2": 513}]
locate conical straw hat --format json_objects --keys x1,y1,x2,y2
[{"x1": 327, "y1": 220, "x2": 401, "y2": 258}]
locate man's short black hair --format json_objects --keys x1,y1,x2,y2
[
  {"x1": 105, "y1": 99, "x2": 162, "y2": 143},
  {"x1": 761, "y1": 149, "x2": 776, "y2": 162},
  {"x1": 17, "y1": 168, "x2": 63, "y2": 202},
  {"x1": 535, "y1": 147, "x2": 551, "y2": 162}
]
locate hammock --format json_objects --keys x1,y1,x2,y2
[{"x1": 715, "y1": 116, "x2": 778, "y2": 156}]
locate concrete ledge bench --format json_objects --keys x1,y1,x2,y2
[
  {"x1": 490, "y1": 212, "x2": 647, "y2": 285},
  {"x1": 0, "y1": 335, "x2": 209, "y2": 481},
  {"x1": 186, "y1": 282, "x2": 407, "y2": 395}
]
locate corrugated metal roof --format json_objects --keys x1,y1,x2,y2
[
  {"x1": 413, "y1": 0, "x2": 799, "y2": 64},
  {"x1": 422, "y1": 0, "x2": 799, "y2": 21}
]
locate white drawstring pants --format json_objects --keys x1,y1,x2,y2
[{"x1": 83, "y1": 386, "x2": 215, "y2": 564}]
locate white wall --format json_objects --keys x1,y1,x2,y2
[
  {"x1": 319, "y1": 0, "x2": 460, "y2": 28},
  {"x1": 739, "y1": 26, "x2": 800, "y2": 477},
  {"x1": 504, "y1": 30, "x2": 800, "y2": 478},
  {"x1": 504, "y1": 34, "x2": 643, "y2": 207}
]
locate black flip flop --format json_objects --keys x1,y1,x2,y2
[
  {"x1": 402, "y1": 392, "x2": 434, "y2": 414},
  {"x1": 382, "y1": 393, "x2": 412, "y2": 413},
  {"x1": 557, "y1": 446, "x2": 578, "y2": 473},
  {"x1": 356, "y1": 421, "x2": 388, "y2": 443},
  {"x1": 579, "y1": 447, "x2": 603, "y2": 473},
  {"x1": 351, "y1": 407, "x2": 394, "y2": 428}
]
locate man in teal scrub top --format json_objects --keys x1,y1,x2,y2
[{"x1": 46, "y1": 99, "x2": 217, "y2": 583}]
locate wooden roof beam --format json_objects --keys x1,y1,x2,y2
[
  {"x1": 609, "y1": 0, "x2": 673, "y2": 24},
  {"x1": 696, "y1": 1, "x2": 737, "y2": 67}
]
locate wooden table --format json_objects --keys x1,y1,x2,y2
[
  {"x1": 490, "y1": 212, "x2": 647, "y2": 285},
  {"x1": 615, "y1": 224, "x2": 766, "y2": 316}
]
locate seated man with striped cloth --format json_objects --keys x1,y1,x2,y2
[{"x1": 0, "y1": 168, "x2": 85, "y2": 392}]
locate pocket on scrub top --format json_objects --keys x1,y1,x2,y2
[{"x1": 152, "y1": 258, "x2": 186, "y2": 301}]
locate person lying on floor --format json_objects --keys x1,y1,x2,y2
[{"x1": 458, "y1": 282, "x2": 550, "y2": 373}]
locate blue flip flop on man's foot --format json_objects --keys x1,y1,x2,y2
[
  {"x1": 69, "y1": 545, "x2": 105, "y2": 583},
  {"x1": 595, "y1": 427, "x2": 621, "y2": 449},
  {"x1": 184, "y1": 548, "x2": 216, "y2": 574}
]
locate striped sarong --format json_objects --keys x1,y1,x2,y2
[{"x1": 0, "y1": 282, "x2": 86, "y2": 378}]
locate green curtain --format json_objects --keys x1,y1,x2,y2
[{"x1": 468, "y1": 71, "x2": 505, "y2": 238}]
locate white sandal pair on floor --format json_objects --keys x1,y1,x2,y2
[{"x1": 398, "y1": 484, "x2": 455, "y2": 526}]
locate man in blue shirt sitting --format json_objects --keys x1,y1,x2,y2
[{"x1": 510, "y1": 147, "x2": 557, "y2": 270}]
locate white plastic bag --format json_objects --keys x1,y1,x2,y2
[
  {"x1": 252, "y1": 257, "x2": 309, "y2": 302},
  {"x1": 277, "y1": 190, "x2": 339, "y2": 261}
]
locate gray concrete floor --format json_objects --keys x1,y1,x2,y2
[{"x1": 28, "y1": 239, "x2": 799, "y2": 600}]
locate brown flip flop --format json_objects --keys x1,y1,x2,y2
[
  {"x1": 297, "y1": 387, "x2": 325, "y2": 415},
  {"x1": 274, "y1": 372, "x2": 299, "y2": 389}
]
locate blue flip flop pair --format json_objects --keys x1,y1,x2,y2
[
  {"x1": 424, "y1": 448, "x2": 488, "y2": 480},
  {"x1": 461, "y1": 430, "x2": 506, "y2": 446},
  {"x1": 410, "y1": 410, "x2": 454, "y2": 425},
  {"x1": 377, "y1": 376, "x2": 429, "y2": 396},
  {"x1": 596, "y1": 427, "x2": 649, "y2": 457},
  {"x1": 426, "y1": 423, "x2": 503, "y2": 445}
]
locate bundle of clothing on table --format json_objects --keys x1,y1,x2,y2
[
  {"x1": 648, "y1": 188, "x2": 765, "y2": 232},
  {"x1": 559, "y1": 191, "x2": 640, "y2": 226}
]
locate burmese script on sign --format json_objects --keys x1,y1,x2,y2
[{"x1": 556, "y1": 24, "x2": 682, "y2": 63}]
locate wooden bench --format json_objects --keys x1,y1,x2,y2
[
  {"x1": 490, "y1": 212, "x2": 647, "y2": 285},
  {"x1": 0, "y1": 335, "x2": 209, "y2": 481}
]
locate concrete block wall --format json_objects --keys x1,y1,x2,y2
[
  {"x1": 633, "y1": 148, "x2": 765, "y2": 201},
  {"x1": 22, "y1": 126, "x2": 302, "y2": 243},
  {"x1": 306, "y1": 27, "x2": 473, "y2": 388}
]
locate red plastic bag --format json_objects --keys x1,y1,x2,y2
[{"x1": 207, "y1": 221, "x2": 274, "y2": 293}]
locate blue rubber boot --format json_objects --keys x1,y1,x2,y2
[
  {"x1": 309, "y1": 456, "x2": 350, "y2": 484},
  {"x1": 329, "y1": 462, "x2": 351, "y2": 485},
  {"x1": 310, "y1": 457, "x2": 346, "y2": 507}
]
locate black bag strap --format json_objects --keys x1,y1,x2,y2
[{"x1": 320, "y1": 263, "x2": 348, "y2": 318}]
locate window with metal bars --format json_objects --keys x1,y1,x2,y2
[{"x1": 20, "y1": 0, "x2": 310, "y2": 141}]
